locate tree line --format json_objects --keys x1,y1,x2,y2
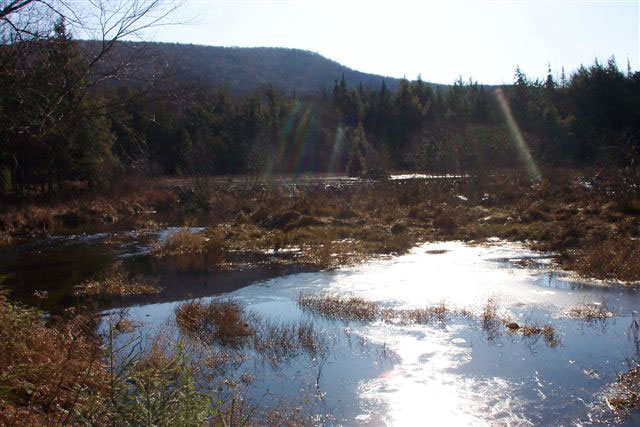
[{"x1": 1, "y1": 5, "x2": 639, "y2": 194}]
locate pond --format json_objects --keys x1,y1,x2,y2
[{"x1": 2, "y1": 231, "x2": 639, "y2": 425}]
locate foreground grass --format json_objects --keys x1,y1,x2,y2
[
  {"x1": 0, "y1": 292, "x2": 216, "y2": 426},
  {"x1": 1, "y1": 292, "x2": 323, "y2": 426}
]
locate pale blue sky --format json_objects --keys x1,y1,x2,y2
[{"x1": 144, "y1": 0, "x2": 639, "y2": 85}]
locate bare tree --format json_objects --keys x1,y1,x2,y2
[{"x1": 0, "y1": 0, "x2": 186, "y2": 193}]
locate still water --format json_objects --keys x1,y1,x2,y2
[
  {"x1": 109, "y1": 240, "x2": 640, "y2": 426},
  {"x1": 2, "y1": 230, "x2": 639, "y2": 425}
]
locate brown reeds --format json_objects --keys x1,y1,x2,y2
[
  {"x1": 0, "y1": 296, "x2": 105, "y2": 426},
  {"x1": 567, "y1": 303, "x2": 614, "y2": 321},
  {"x1": 152, "y1": 227, "x2": 209, "y2": 257},
  {"x1": 175, "y1": 299, "x2": 255, "y2": 347},
  {"x1": 298, "y1": 293, "x2": 560, "y2": 347},
  {"x1": 606, "y1": 364, "x2": 640, "y2": 413},
  {"x1": 297, "y1": 294, "x2": 381, "y2": 322},
  {"x1": 175, "y1": 299, "x2": 328, "y2": 366},
  {"x1": 73, "y1": 273, "x2": 160, "y2": 297}
]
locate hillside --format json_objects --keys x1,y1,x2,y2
[{"x1": 86, "y1": 42, "x2": 409, "y2": 95}]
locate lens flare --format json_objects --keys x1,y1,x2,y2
[
  {"x1": 328, "y1": 125, "x2": 346, "y2": 173},
  {"x1": 286, "y1": 107, "x2": 312, "y2": 173},
  {"x1": 494, "y1": 88, "x2": 541, "y2": 183}
]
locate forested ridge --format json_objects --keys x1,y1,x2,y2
[
  {"x1": 2, "y1": 19, "x2": 639, "y2": 195},
  {"x1": 80, "y1": 41, "x2": 406, "y2": 96}
]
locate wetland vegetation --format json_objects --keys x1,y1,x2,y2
[{"x1": 1, "y1": 0, "x2": 640, "y2": 424}]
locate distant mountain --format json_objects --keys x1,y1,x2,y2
[{"x1": 82, "y1": 42, "x2": 420, "y2": 96}]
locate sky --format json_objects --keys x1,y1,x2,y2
[{"x1": 141, "y1": 0, "x2": 639, "y2": 85}]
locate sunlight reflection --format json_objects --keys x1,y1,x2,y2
[
  {"x1": 494, "y1": 88, "x2": 541, "y2": 183},
  {"x1": 359, "y1": 323, "x2": 531, "y2": 426}
]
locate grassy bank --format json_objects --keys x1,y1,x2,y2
[
  {"x1": 158, "y1": 168, "x2": 640, "y2": 283},
  {"x1": 2, "y1": 168, "x2": 640, "y2": 283}
]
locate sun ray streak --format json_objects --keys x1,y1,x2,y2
[{"x1": 494, "y1": 88, "x2": 542, "y2": 183}]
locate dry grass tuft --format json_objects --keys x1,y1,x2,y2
[
  {"x1": 297, "y1": 294, "x2": 381, "y2": 322},
  {"x1": 567, "y1": 303, "x2": 613, "y2": 321},
  {"x1": 606, "y1": 364, "x2": 640, "y2": 413},
  {"x1": 175, "y1": 299, "x2": 255, "y2": 347},
  {"x1": 74, "y1": 273, "x2": 160, "y2": 298},
  {"x1": 298, "y1": 294, "x2": 460, "y2": 326},
  {"x1": 152, "y1": 228, "x2": 211, "y2": 258},
  {"x1": 571, "y1": 239, "x2": 640, "y2": 283},
  {"x1": 401, "y1": 303, "x2": 449, "y2": 324},
  {"x1": 518, "y1": 324, "x2": 559, "y2": 347},
  {"x1": 0, "y1": 296, "x2": 105, "y2": 426},
  {"x1": 481, "y1": 298, "x2": 500, "y2": 328}
]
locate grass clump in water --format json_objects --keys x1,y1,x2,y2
[
  {"x1": 567, "y1": 303, "x2": 613, "y2": 321},
  {"x1": 176, "y1": 298, "x2": 328, "y2": 367},
  {"x1": 74, "y1": 273, "x2": 160, "y2": 297},
  {"x1": 253, "y1": 319, "x2": 328, "y2": 366},
  {"x1": 297, "y1": 293, "x2": 381, "y2": 322},
  {"x1": 519, "y1": 324, "x2": 559, "y2": 347},
  {"x1": 401, "y1": 303, "x2": 450, "y2": 324},
  {"x1": 175, "y1": 299, "x2": 255, "y2": 347},
  {"x1": 152, "y1": 227, "x2": 224, "y2": 258},
  {"x1": 606, "y1": 364, "x2": 640, "y2": 414}
]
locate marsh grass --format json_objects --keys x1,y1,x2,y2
[
  {"x1": 570, "y1": 239, "x2": 640, "y2": 283},
  {"x1": 74, "y1": 273, "x2": 160, "y2": 298},
  {"x1": 299, "y1": 293, "x2": 560, "y2": 347},
  {"x1": 148, "y1": 171, "x2": 640, "y2": 281},
  {"x1": 175, "y1": 299, "x2": 255, "y2": 348},
  {"x1": 152, "y1": 227, "x2": 207, "y2": 257},
  {"x1": 152, "y1": 227, "x2": 226, "y2": 258},
  {"x1": 519, "y1": 324, "x2": 559, "y2": 347},
  {"x1": 567, "y1": 303, "x2": 614, "y2": 321},
  {"x1": 606, "y1": 364, "x2": 640, "y2": 414},
  {"x1": 253, "y1": 319, "x2": 329, "y2": 366},
  {"x1": 299, "y1": 294, "x2": 471, "y2": 326},
  {"x1": 0, "y1": 294, "x2": 104, "y2": 426},
  {"x1": 297, "y1": 294, "x2": 381, "y2": 322},
  {"x1": 175, "y1": 299, "x2": 328, "y2": 368}
]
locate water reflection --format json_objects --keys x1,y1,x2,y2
[{"x1": 6, "y1": 233, "x2": 640, "y2": 424}]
